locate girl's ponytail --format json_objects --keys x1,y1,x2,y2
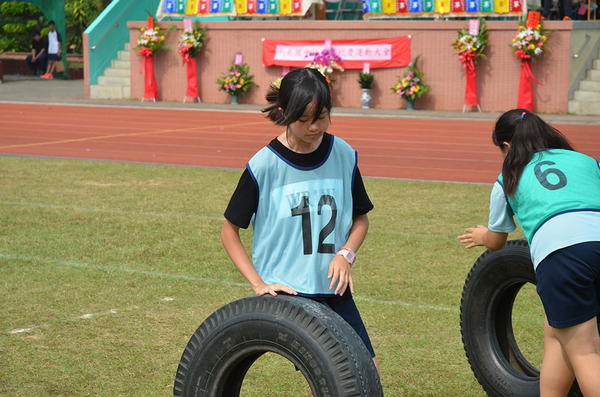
[
  {"x1": 493, "y1": 109, "x2": 574, "y2": 197},
  {"x1": 261, "y1": 68, "x2": 331, "y2": 127},
  {"x1": 263, "y1": 83, "x2": 285, "y2": 125}
]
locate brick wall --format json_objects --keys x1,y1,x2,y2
[{"x1": 126, "y1": 20, "x2": 571, "y2": 113}]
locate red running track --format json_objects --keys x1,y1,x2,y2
[{"x1": 1, "y1": 103, "x2": 599, "y2": 184}]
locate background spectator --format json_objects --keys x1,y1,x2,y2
[{"x1": 25, "y1": 31, "x2": 47, "y2": 77}]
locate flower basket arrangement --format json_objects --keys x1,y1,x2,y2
[
  {"x1": 178, "y1": 22, "x2": 206, "y2": 63},
  {"x1": 452, "y1": 19, "x2": 488, "y2": 109},
  {"x1": 135, "y1": 21, "x2": 175, "y2": 101},
  {"x1": 306, "y1": 48, "x2": 344, "y2": 87},
  {"x1": 452, "y1": 20, "x2": 488, "y2": 66},
  {"x1": 179, "y1": 22, "x2": 206, "y2": 102},
  {"x1": 512, "y1": 22, "x2": 547, "y2": 61},
  {"x1": 216, "y1": 59, "x2": 257, "y2": 104},
  {"x1": 512, "y1": 18, "x2": 548, "y2": 111},
  {"x1": 391, "y1": 55, "x2": 429, "y2": 110},
  {"x1": 135, "y1": 25, "x2": 175, "y2": 57}
]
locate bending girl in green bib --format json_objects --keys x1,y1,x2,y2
[
  {"x1": 459, "y1": 109, "x2": 600, "y2": 396},
  {"x1": 221, "y1": 67, "x2": 379, "y2": 373}
]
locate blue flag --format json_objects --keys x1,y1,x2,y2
[
  {"x1": 210, "y1": 0, "x2": 222, "y2": 12},
  {"x1": 409, "y1": 0, "x2": 423, "y2": 12},
  {"x1": 467, "y1": 0, "x2": 480, "y2": 12},
  {"x1": 257, "y1": 0, "x2": 269, "y2": 13},
  {"x1": 164, "y1": 0, "x2": 176, "y2": 12}
]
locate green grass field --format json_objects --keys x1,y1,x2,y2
[{"x1": 0, "y1": 156, "x2": 543, "y2": 396}]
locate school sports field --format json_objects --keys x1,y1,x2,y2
[{"x1": 1, "y1": 103, "x2": 599, "y2": 395}]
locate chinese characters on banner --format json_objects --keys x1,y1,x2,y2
[
  {"x1": 163, "y1": 0, "x2": 307, "y2": 16},
  {"x1": 262, "y1": 37, "x2": 412, "y2": 69},
  {"x1": 362, "y1": 0, "x2": 526, "y2": 18}
]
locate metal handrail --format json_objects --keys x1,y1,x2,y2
[
  {"x1": 91, "y1": 0, "x2": 139, "y2": 50},
  {"x1": 572, "y1": 34, "x2": 591, "y2": 58}
]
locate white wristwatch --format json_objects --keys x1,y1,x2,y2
[{"x1": 337, "y1": 247, "x2": 356, "y2": 268}]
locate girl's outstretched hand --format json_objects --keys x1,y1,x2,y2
[
  {"x1": 253, "y1": 283, "x2": 297, "y2": 297},
  {"x1": 328, "y1": 255, "x2": 354, "y2": 296},
  {"x1": 458, "y1": 225, "x2": 488, "y2": 249}
]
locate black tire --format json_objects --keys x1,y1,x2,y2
[
  {"x1": 460, "y1": 239, "x2": 582, "y2": 396},
  {"x1": 173, "y1": 294, "x2": 383, "y2": 397}
]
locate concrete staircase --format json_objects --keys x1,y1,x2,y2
[
  {"x1": 90, "y1": 43, "x2": 131, "y2": 99},
  {"x1": 568, "y1": 48, "x2": 600, "y2": 116}
]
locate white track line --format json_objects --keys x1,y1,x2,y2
[
  {"x1": 0, "y1": 201, "x2": 223, "y2": 221},
  {"x1": 7, "y1": 306, "x2": 139, "y2": 335},
  {"x1": 0, "y1": 253, "x2": 247, "y2": 287},
  {"x1": 0, "y1": 201, "x2": 459, "y2": 238},
  {"x1": 0, "y1": 253, "x2": 457, "y2": 314}
]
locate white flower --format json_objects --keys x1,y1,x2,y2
[{"x1": 534, "y1": 47, "x2": 543, "y2": 55}]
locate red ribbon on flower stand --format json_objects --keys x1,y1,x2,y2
[
  {"x1": 181, "y1": 47, "x2": 200, "y2": 103},
  {"x1": 516, "y1": 57, "x2": 541, "y2": 112},
  {"x1": 459, "y1": 52, "x2": 481, "y2": 112},
  {"x1": 139, "y1": 47, "x2": 158, "y2": 102}
]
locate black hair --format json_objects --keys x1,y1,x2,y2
[
  {"x1": 33, "y1": 31, "x2": 41, "y2": 37},
  {"x1": 48, "y1": 21, "x2": 55, "y2": 26},
  {"x1": 262, "y1": 67, "x2": 331, "y2": 126},
  {"x1": 492, "y1": 108, "x2": 574, "y2": 197}
]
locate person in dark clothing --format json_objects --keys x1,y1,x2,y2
[
  {"x1": 541, "y1": 0, "x2": 573, "y2": 20},
  {"x1": 25, "y1": 31, "x2": 48, "y2": 76}
]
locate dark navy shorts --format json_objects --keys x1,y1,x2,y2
[
  {"x1": 536, "y1": 241, "x2": 600, "y2": 329},
  {"x1": 48, "y1": 54, "x2": 59, "y2": 61},
  {"x1": 319, "y1": 297, "x2": 376, "y2": 358}
]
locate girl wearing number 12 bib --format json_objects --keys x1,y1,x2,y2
[
  {"x1": 221, "y1": 67, "x2": 379, "y2": 373},
  {"x1": 459, "y1": 109, "x2": 600, "y2": 396}
]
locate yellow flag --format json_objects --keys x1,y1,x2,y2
[
  {"x1": 186, "y1": 0, "x2": 200, "y2": 13},
  {"x1": 382, "y1": 0, "x2": 396, "y2": 13},
  {"x1": 494, "y1": 0, "x2": 509, "y2": 12},
  {"x1": 235, "y1": 0, "x2": 248, "y2": 13},
  {"x1": 280, "y1": 0, "x2": 292, "y2": 13},
  {"x1": 435, "y1": 0, "x2": 450, "y2": 12}
]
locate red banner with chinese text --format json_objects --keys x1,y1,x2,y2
[{"x1": 262, "y1": 37, "x2": 411, "y2": 69}]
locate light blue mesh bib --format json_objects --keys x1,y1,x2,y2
[
  {"x1": 248, "y1": 136, "x2": 357, "y2": 296},
  {"x1": 499, "y1": 149, "x2": 600, "y2": 242}
]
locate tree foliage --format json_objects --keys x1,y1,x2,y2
[
  {"x1": 0, "y1": 2, "x2": 44, "y2": 52},
  {"x1": 66, "y1": 0, "x2": 113, "y2": 53},
  {"x1": 0, "y1": 0, "x2": 112, "y2": 53}
]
